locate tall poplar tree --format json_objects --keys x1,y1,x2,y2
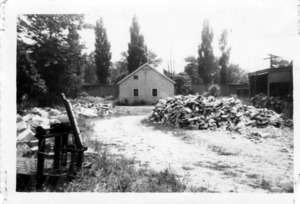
[
  {"x1": 198, "y1": 20, "x2": 215, "y2": 85},
  {"x1": 94, "y1": 18, "x2": 112, "y2": 85},
  {"x1": 219, "y1": 29, "x2": 231, "y2": 84},
  {"x1": 127, "y1": 15, "x2": 147, "y2": 73}
]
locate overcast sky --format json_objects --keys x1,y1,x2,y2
[{"x1": 78, "y1": 0, "x2": 298, "y2": 73}]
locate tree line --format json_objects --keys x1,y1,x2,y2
[
  {"x1": 17, "y1": 14, "x2": 248, "y2": 105},
  {"x1": 163, "y1": 20, "x2": 248, "y2": 95}
]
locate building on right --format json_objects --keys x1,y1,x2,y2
[{"x1": 248, "y1": 65, "x2": 293, "y2": 97}]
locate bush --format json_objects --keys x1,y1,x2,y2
[
  {"x1": 132, "y1": 100, "x2": 147, "y2": 106},
  {"x1": 208, "y1": 84, "x2": 221, "y2": 97},
  {"x1": 116, "y1": 99, "x2": 152, "y2": 106},
  {"x1": 116, "y1": 98, "x2": 129, "y2": 106}
]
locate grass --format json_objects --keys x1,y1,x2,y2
[
  {"x1": 208, "y1": 144, "x2": 240, "y2": 156},
  {"x1": 17, "y1": 115, "x2": 198, "y2": 192},
  {"x1": 30, "y1": 148, "x2": 189, "y2": 192},
  {"x1": 261, "y1": 176, "x2": 272, "y2": 191},
  {"x1": 39, "y1": 151, "x2": 187, "y2": 192}
]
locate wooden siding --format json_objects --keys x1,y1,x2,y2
[
  {"x1": 268, "y1": 72, "x2": 290, "y2": 83},
  {"x1": 119, "y1": 66, "x2": 175, "y2": 103},
  {"x1": 249, "y1": 67, "x2": 293, "y2": 97}
]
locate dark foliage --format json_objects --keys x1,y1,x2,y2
[
  {"x1": 127, "y1": 15, "x2": 147, "y2": 73},
  {"x1": 17, "y1": 14, "x2": 87, "y2": 105},
  {"x1": 166, "y1": 72, "x2": 193, "y2": 95},
  {"x1": 198, "y1": 20, "x2": 215, "y2": 85},
  {"x1": 219, "y1": 30, "x2": 231, "y2": 84},
  {"x1": 184, "y1": 56, "x2": 202, "y2": 84},
  {"x1": 94, "y1": 18, "x2": 112, "y2": 85}
]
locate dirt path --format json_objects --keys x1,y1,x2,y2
[{"x1": 91, "y1": 115, "x2": 293, "y2": 193}]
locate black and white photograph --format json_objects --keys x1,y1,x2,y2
[{"x1": 0, "y1": 0, "x2": 299, "y2": 203}]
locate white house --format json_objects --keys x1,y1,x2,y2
[{"x1": 117, "y1": 63, "x2": 176, "y2": 104}]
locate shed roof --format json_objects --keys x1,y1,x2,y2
[
  {"x1": 117, "y1": 63, "x2": 176, "y2": 85},
  {"x1": 248, "y1": 66, "x2": 293, "y2": 77}
]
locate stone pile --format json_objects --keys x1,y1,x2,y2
[
  {"x1": 17, "y1": 101, "x2": 113, "y2": 157},
  {"x1": 71, "y1": 100, "x2": 113, "y2": 118},
  {"x1": 250, "y1": 93, "x2": 293, "y2": 114},
  {"x1": 149, "y1": 94, "x2": 291, "y2": 132}
]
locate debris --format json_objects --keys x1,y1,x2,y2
[
  {"x1": 149, "y1": 94, "x2": 292, "y2": 132},
  {"x1": 48, "y1": 109, "x2": 61, "y2": 117},
  {"x1": 17, "y1": 119, "x2": 27, "y2": 133},
  {"x1": 17, "y1": 142, "x2": 32, "y2": 157},
  {"x1": 17, "y1": 128, "x2": 35, "y2": 141},
  {"x1": 16, "y1": 98, "x2": 113, "y2": 150},
  {"x1": 250, "y1": 93, "x2": 293, "y2": 118}
]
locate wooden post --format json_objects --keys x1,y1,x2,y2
[
  {"x1": 36, "y1": 126, "x2": 46, "y2": 190},
  {"x1": 53, "y1": 136, "x2": 62, "y2": 170},
  {"x1": 61, "y1": 134, "x2": 68, "y2": 167},
  {"x1": 69, "y1": 145, "x2": 76, "y2": 174},
  {"x1": 267, "y1": 74, "x2": 270, "y2": 97},
  {"x1": 61, "y1": 93, "x2": 87, "y2": 169},
  {"x1": 61, "y1": 94, "x2": 84, "y2": 149},
  {"x1": 76, "y1": 151, "x2": 84, "y2": 169},
  {"x1": 254, "y1": 75, "x2": 257, "y2": 96}
]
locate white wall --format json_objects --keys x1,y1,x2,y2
[{"x1": 119, "y1": 66, "x2": 175, "y2": 104}]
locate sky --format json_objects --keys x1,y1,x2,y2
[{"x1": 78, "y1": 0, "x2": 299, "y2": 73}]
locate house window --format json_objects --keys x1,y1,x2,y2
[
  {"x1": 133, "y1": 89, "x2": 139, "y2": 97},
  {"x1": 152, "y1": 89, "x2": 158, "y2": 97},
  {"x1": 133, "y1": 75, "x2": 139, "y2": 79}
]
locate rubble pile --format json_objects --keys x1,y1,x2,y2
[
  {"x1": 250, "y1": 93, "x2": 293, "y2": 115},
  {"x1": 17, "y1": 100, "x2": 113, "y2": 157},
  {"x1": 149, "y1": 94, "x2": 292, "y2": 132},
  {"x1": 71, "y1": 100, "x2": 113, "y2": 118}
]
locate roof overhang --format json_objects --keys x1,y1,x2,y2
[{"x1": 117, "y1": 63, "x2": 176, "y2": 85}]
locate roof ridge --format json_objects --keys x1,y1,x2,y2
[{"x1": 117, "y1": 63, "x2": 176, "y2": 84}]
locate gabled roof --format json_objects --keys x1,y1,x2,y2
[{"x1": 117, "y1": 63, "x2": 176, "y2": 85}]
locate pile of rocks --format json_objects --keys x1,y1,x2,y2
[
  {"x1": 17, "y1": 101, "x2": 113, "y2": 157},
  {"x1": 17, "y1": 107, "x2": 66, "y2": 157},
  {"x1": 72, "y1": 101, "x2": 113, "y2": 118},
  {"x1": 250, "y1": 93, "x2": 293, "y2": 114},
  {"x1": 149, "y1": 94, "x2": 292, "y2": 132}
]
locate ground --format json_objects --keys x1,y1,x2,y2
[{"x1": 88, "y1": 106, "x2": 293, "y2": 193}]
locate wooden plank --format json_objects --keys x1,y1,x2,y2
[
  {"x1": 40, "y1": 132, "x2": 71, "y2": 139},
  {"x1": 61, "y1": 93, "x2": 83, "y2": 149},
  {"x1": 61, "y1": 93, "x2": 87, "y2": 169},
  {"x1": 17, "y1": 158, "x2": 53, "y2": 175}
]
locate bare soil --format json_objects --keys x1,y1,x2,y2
[{"x1": 90, "y1": 111, "x2": 293, "y2": 193}]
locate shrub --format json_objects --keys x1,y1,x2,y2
[
  {"x1": 208, "y1": 84, "x2": 221, "y2": 97},
  {"x1": 115, "y1": 99, "x2": 151, "y2": 106},
  {"x1": 116, "y1": 98, "x2": 129, "y2": 106}
]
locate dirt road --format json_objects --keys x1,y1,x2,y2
[{"x1": 91, "y1": 115, "x2": 293, "y2": 193}]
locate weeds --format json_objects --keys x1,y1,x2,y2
[
  {"x1": 246, "y1": 173, "x2": 259, "y2": 179},
  {"x1": 17, "y1": 116, "x2": 194, "y2": 192},
  {"x1": 182, "y1": 166, "x2": 194, "y2": 171},
  {"x1": 261, "y1": 175, "x2": 272, "y2": 191},
  {"x1": 208, "y1": 144, "x2": 240, "y2": 156},
  {"x1": 116, "y1": 99, "x2": 158, "y2": 106},
  {"x1": 56, "y1": 152, "x2": 188, "y2": 192}
]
